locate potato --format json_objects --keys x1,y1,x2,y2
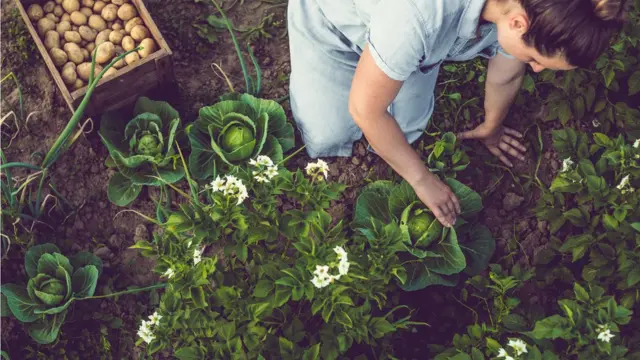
[
  {"x1": 121, "y1": 36, "x2": 134, "y2": 51},
  {"x1": 101, "y1": 4, "x2": 118, "y2": 22},
  {"x1": 137, "y1": 38, "x2": 156, "y2": 58},
  {"x1": 117, "y1": 3, "x2": 136, "y2": 21},
  {"x1": 44, "y1": 31, "x2": 60, "y2": 50},
  {"x1": 64, "y1": 31, "x2": 82, "y2": 44},
  {"x1": 88, "y1": 15, "x2": 107, "y2": 31},
  {"x1": 37, "y1": 18, "x2": 56, "y2": 36},
  {"x1": 95, "y1": 41, "x2": 115, "y2": 64},
  {"x1": 56, "y1": 21, "x2": 71, "y2": 36},
  {"x1": 61, "y1": 64, "x2": 77, "y2": 85},
  {"x1": 124, "y1": 17, "x2": 142, "y2": 33},
  {"x1": 79, "y1": 25, "x2": 97, "y2": 41},
  {"x1": 86, "y1": 42, "x2": 96, "y2": 52},
  {"x1": 56, "y1": 0, "x2": 62, "y2": 4},
  {"x1": 95, "y1": 29, "x2": 112, "y2": 45},
  {"x1": 108, "y1": 30, "x2": 124, "y2": 45},
  {"x1": 50, "y1": 48, "x2": 68, "y2": 67},
  {"x1": 43, "y1": 1, "x2": 56, "y2": 13},
  {"x1": 28, "y1": 4, "x2": 44, "y2": 21},
  {"x1": 82, "y1": 0, "x2": 95, "y2": 7},
  {"x1": 80, "y1": 7, "x2": 93, "y2": 17},
  {"x1": 73, "y1": 78, "x2": 85, "y2": 90},
  {"x1": 93, "y1": 0, "x2": 106, "y2": 13},
  {"x1": 62, "y1": 0, "x2": 80, "y2": 13},
  {"x1": 61, "y1": 13, "x2": 71, "y2": 22},
  {"x1": 130, "y1": 25, "x2": 149, "y2": 42},
  {"x1": 112, "y1": 22, "x2": 123, "y2": 31},
  {"x1": 103, "y1": 67, "x2": 117, "y2": 78},
  {"x1": 70, "y1": 11, "x2": 87, "y2": 25},
  {"x1": 64, "y1": 42, "x2": 84, "y2": 64},
  {"x1": 63, "y1": 61, "x2": 76, "y2": 70},
  {"x1": 45, "y1": 14, "x2": 59, "y2": 23},
  {"x1": 112, "y1": 0, "x2": 125, "y2": 5},
  {"x1": 77, "y1": 62, "x2": 103, "y2": 81},
  {"x1": 53, "y1": 5, "x2": 64, "y2": 16},
  {"x1": 124, "y1": 52, "x2": 139, "y2": 65},
  {"x1": 81, "y1": 40, "x2": 88, "y2": 46},
  {"x1": 72, "y1": 25, "x2": 79, "y2": 31}
]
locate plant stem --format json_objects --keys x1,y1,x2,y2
[
  {"x1": 80, "y1": 283, "x2": 166, "y2": 301},
  {"x1": 0, "y1": 162, "x2": 41, "y2": 171},
  {"x1": 278, "y1": 145, "x2": 307, "y2": 166}
]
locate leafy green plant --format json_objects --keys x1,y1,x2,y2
[
  {"x1": 353, "y1": 178, "x2": 495, "y2": 291},
  {"x1": 99, "y1": 97, "x2": 184, "y2": 206},
  {"x1": 187, "y1": 93, "x2": 294, "y2": 180},
  {"x1": 0, "y1": 244, "x2": 102, "y2": 344},
  {"x1": 535, "y1": 130, "x2": 639, "y2": 307},
  {"x1": 529, "y1": 283, "x2": 633, "y2": 359},
  {"x1": 131, "y1": 157, "x2": 424, "y2": 359},
  {"x1": 426, "y1": 132, "x2": 470, "y2": 178}
]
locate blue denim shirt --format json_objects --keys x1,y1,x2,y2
[{"x1": 315, "y1": 0, "x2": 511, "y2": 81}]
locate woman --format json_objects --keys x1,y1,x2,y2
[{"x1": 287, "y1": 0, "x2": 627, "y2": 227}]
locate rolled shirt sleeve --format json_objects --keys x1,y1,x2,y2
[{"x1": 366, "y1": 0, "x2": 431, "y2": 81}]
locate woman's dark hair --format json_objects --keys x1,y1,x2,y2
[{"x1": 519, "y1": 0, "x2": 629, "y2": 67}]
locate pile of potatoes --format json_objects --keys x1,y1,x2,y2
[{"x1": 27, "y1": 0, "x2": 158, "y2": 91}]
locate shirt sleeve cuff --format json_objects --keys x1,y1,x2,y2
[{"x1": 367, "y1": 40, "x2": 410, "y2": 82}]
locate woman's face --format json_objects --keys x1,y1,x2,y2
[{"x1": 495, "y1": 10, "x2": 577, "y2": 72}]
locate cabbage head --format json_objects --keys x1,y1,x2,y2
[
  {"x1": 187, "y1": 93, "x2": 295, "y2": 180},
  {"x1": 99, "y1": 97, "x2": 184, "y2": 206},
  {"x1": 353, "y1": 179, "x2": 495, "y2": 291},
  {"x1": 0, "y1": 244, "x2": 102, "y2": 344}
]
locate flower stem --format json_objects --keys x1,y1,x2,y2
[
  {"x1": 80, "y1": 283, "x2": 166, "y2": 301},
  {"x1": 278, "y1": 145, "x2": 307, "y2": 166}
]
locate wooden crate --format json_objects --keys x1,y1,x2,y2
[{"x1": 15, "y1": 0, "x2": 175, "y2": 116}]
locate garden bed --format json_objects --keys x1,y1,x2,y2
[{"x1": 1, "y1": 0, "x2": 639, "y2": 359}]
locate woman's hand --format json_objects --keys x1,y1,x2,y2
[
  {"x1": 457, "y1": 123, "x2": 527, "y2": 167},
  {"x1": 410, "y1": 173, "x2": 461, "y2": 228}
]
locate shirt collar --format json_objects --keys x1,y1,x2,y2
[{"x1": 458, "y1": 0, "x2": 488, "y2": 39}]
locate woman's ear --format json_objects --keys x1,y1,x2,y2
[{"x1": 509, "y1": 13, "x2": 530, "y2": 34}]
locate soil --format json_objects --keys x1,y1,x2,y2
[{"x1": 1, "y1": 0, "x2": 566, "y2": 359}]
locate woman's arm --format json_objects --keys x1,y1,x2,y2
[
  {"x1": 349, "y1": 45, "x2": 460, "y2": 227},
  {"x1": 458, "y1": 53, "x2": 528, "y2": 167}
]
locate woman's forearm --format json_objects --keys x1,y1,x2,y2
[
  {"x1": 484, "y1": 74, "x2": 524, "y2": 127},
  {"x1": 351, "y1": 109, "x2": 432, "y2": 187}
]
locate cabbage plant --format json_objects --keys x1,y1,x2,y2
[
  {"x1": 187, "y1": 93, "x2": 295, "y2": 180},
  {"x1": 0, "y1": 244, "x2": 102, "y2": 344},
  {"x1": 99, "y1": 97, "x2": 184, "y2": 206},
  {"x1": 354, "y1": 179, "x2": 495, "y2": 291}
]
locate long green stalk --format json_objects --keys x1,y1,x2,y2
[
  {"x1": 0, "y1": 162, "x2": 40, "y2": 171},
  {"x1": 41, "y1": 47, "x2": 141, "y2": 169},
  {"x1": 79, "y1": 283, "x2": 166, "y2": 301}
]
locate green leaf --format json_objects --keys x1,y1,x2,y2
[
  {"x1": 0, "y1": 284, "x2": 42, "y2": 322},
  {"x1": 503, "y1": 314, "x2": 528, "y2": 331},
  {"x1": 573, "y1": 283, "x2": 589, "y2": 302},
  {"x1": 175, "y1": 346, "x2": 204, "y2": 360},
  {"x1": 632, "y1": 223, "x2": 640, "y2": 233},
  {"x1": 279, "y1": 337, "x2": 295, "y2": 356},
  {"x1": 69, "y1": 252, "x2": 103, "y2": 276},
  {"x1": 107, "y1": 172, "x2": 143, "y2": 206},
  {"x1": 604, "y1": 68, "x2": 615, "y2": 87},
  {"x1": 400, "y1": 262, "x2": 459, "y2": 291},
  {"x1": 445, "y1": 178, "x2": 482, "y2": 216},
  {"x1": 253, "y1": 279, "x2": 273, "y2": 298},
  {"x1": 26, "y1": 311, "x2": 67, "y2": 344},
  {"x1": 603, "y1": 214, "x2": 619, "y2": 230},
  {"x1": 531, "y1": 315, "x2": 571, "y2": 340},
  {"x1": 37, "y1": 253, "x2": 73, "y2": 279},
  {"x1": 459, "y1": 224, "x2": 495, "y2": 276},
  {"x1": 471, "y1": 348, "x2": 485, "y2": 360},
  {"x1": 71, "y1": 265, "x2": 99, "y2": 298},
  {"x1": 423, "y1": 230, "x2": 466, "y2": 275},
  {"x1": 25, "y1": 244, "x2": 61, "y2": 278},
  {"x1": 302, "y1": 344, "x2": 320, "y2": 360},
  {"x1": 354, "y1": 181, "x2": 394, "y2": 227},
  {"x1": 335, "y1": 311, "x2": 353, "y2": 328},
  {"x1": 564, "y1": 208, "x2": 587, "y2": 227},
  {"x1": 133, "y1": 97, "x2": 180, "y2": 126},
  {"x1": 187, "y1": 124, "x2": 218, "y2": 180},
  {"x1": 190, "y1": 286, "x2": 207, "y2": 308},
  {"x1": 275, "y1": 277, "x2": 297, "y2": 288},
  {"x1": 389, "y1": 181, "x2": 419, "y2": 220},
  {"x1": 628, "y1": 70, "x2": 640, "y2": 95}
]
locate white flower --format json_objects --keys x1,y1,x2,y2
[
  {"x1": 210, "y1": 176, "x2": 226, "y2": 192},
  {"x1": 634, "y1": 139, "x2": 640, "y2": 148},
  {"x1": 137, "y1": 320, "x2": 155, "y2": 344},
  {"x1": 162, "y1": 268, "x2": 175, "y2": 279},
  {"x1": 496, "y1": 348, "x2": 514, "y2": 360},
  {"x1": 186, "y1": 240, "x2": 192, "y2": 248},
  {"x1": 311, "y1": 275, "x2": 331, "y2": 288},
  {"x1": 617, "y1": 175, "x2": 630, "y2": 190},
  {"x1": 193, "y1": 247, "x2": 204, "y2": 265},
  {"x1": 251, "y1": 157, "x2": 279, "y2": 183},
  {"x1": 256, "y1": 155, "x2": 274, "y2": 167},
  {"x1": 254, "y1": 175, "x2": 269, "y2": 183},
  {"x1": 265, "y1": 166, "x2": 279, "y2": 179},
  {"x1": 592, "y1": 118, "x2": 601, "y2": 127},
  {"x1": 306, "y1": 159, "x2": 330, "y2": 179},
  {"x1": 561, "y1": 157, "x2": 574, "y2": 173},
  {"x1": 314, "y1": 265, "x2": 330, "y2": 277},
  {"x1": 507, "y1": 338, "x2": 528, "y2": 356},
  {"x1": 597, "y1": 329, "x2": 615, "y2": 343},
  {"x1": 148, "y1": 311, "x2": 162, "y2": 326},
  {"x1": 333, "y1": 246, "x2": 347, "y2": 259},
  {"x1": 338, "y1": 260, "x2": 350, "y2": 276}
]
